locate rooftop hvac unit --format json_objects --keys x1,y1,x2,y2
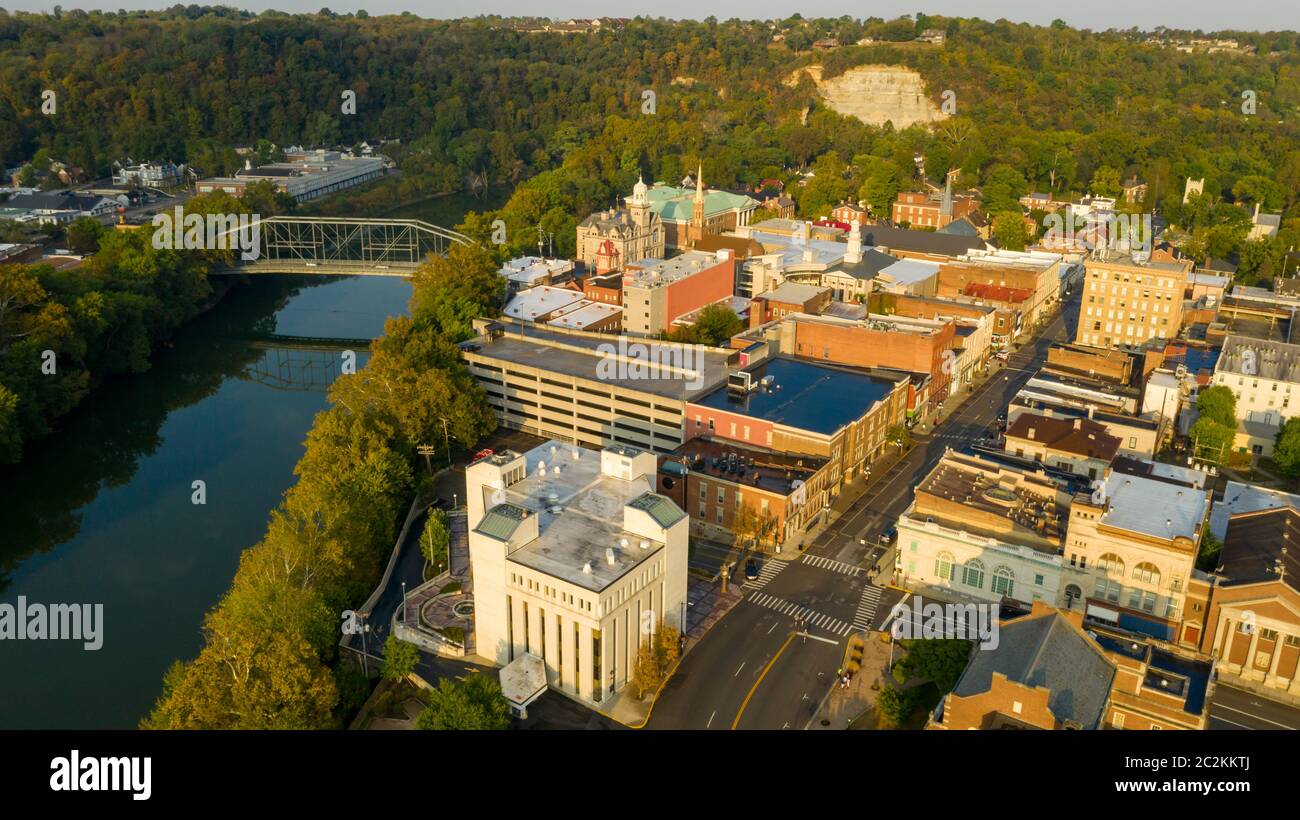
[{"x1": 728, "y1": 371, "x2": 757, "y2": 393}]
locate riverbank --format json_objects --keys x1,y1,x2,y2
[{"x1": 0, "y1": 274, "x2": 411, "y2": 728}]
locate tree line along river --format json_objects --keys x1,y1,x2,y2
[{"x1": 0, "y1": 190, "x2": 502, "y2": 728}]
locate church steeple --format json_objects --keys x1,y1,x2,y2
[{"x1": 690, "y1": 163, "x2": 706, "y2": 246}]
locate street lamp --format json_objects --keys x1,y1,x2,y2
[
  {"x1": 401, "y1": 580, "x2": 407, "y2": 624},
  {"x1": 358, "y1": 614, "x2": 372, "y2": 678}
]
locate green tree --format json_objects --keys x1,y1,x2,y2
[
  {"x1": 381, "y1": 635, "x2": 420, "y2": 682},
  {"x1": 892, "y1": 638, "x2": 972, "y2": 692},
  {"x1": 420, "y1": 508, "x2": 451, "y2": 574},
  {"x1": 1196, "y1": 529, "x2": 1223, "y2": 574},
  {"x1": 1189, "y1": 416, "x2": 1234, "y2": 464},
  {"x1": 65, "y1": 217, "x2": 106, "y2": 254},
  {"x1": 680, "y1": 302, "x2": 742, "y2": 346},
  {"x1": 992, "y1": 212, "x2": 1029, "y2": 251},
  {"x1": 1196, "y1": 385, "x2": 1237, "y2": 429},
  {"x1": 632, "y1": 624, "x2": 681, "y2": 699},
  {"x1": 414, "y1": 674, "x2": 511, "y2": 730},
  {"x1": 875, "y1": 684, "x2": 919, "y2": 727},
  {"x1": 1273, "y1": 417, "x2": 1300, "y2": 483}
]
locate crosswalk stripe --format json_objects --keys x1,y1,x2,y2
[
  {"x1": 743, "y1": 559, "x2": 787, "y2": 590},
  {"x1": 745, "y1": 591, "x2": 852, "y2": 636},
  {"x1": 800, "y1": 554, "x2": 863, "y2": 577}
]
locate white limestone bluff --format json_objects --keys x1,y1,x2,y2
[{"x1": 785, "y1": 64, "x2": 949, "y2": 129}]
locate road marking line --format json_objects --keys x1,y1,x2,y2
[
  {"x1": 734, "y1": 662, "x2": 746, "y2": 677},
  {"x1": 1211, "y1": 703, "x2": 1297, "y2": 730},
  {"x1": 797, "y1": 631, "x2": 840, "y2": 645},
  {"x1": 732, "y1": 632, "x2": 795, "y2": 729},
  {"x1": 707, "y1": 710, "x2": 716, "y2": 729}
]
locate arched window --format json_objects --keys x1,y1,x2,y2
[
  {"x1": 962, "y1": 559, "x2": 985, "y2": 589},
  {"x1": 1097, "y1": 553, "x2": 1125, "y2": 575},
  {"x1": 991, "y1": 566, "x2": 1015, "y2": 597},
  {"x1": 934, "y1": 551, "x2": 956, "y2": 582},
  {"x1": 1064, "y1": 584, "x2": 1083, "y2": 609},
  {"x1": 1132, "y1": 562, "x2": 1161, "y2": 585}
]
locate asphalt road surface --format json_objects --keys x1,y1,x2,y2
[{"x1": 649, "y1": 291, "x2": 1080, "y2": 729}]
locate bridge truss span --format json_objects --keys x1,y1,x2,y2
[{"x1": 219, "y1": 216, "x2": 475, "y2": 276}]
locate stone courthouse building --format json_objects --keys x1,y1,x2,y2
[{"x1": 576, "y1": 169, "x2": 757, "y2": 271}]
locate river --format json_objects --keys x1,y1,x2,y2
[{"x1": 0, "y1": 188, "x2": 507, "y2": 729}]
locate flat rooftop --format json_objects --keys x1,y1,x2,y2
[
  {"x1": 691, "y1": 357, "x2": 901, "y2": 436},
  {"x1": 1097, "y1": 469, "x2": 1208, "y2": 542},
  {"x1": 624, "y1": 250, "x2": 729, "y2": 288},
  {"x1": 913, "y1": 453, "x2": 1067, "y2": 552},
  {"x1": 493, "y1": 440, "x2": 679, "y2": 592},
  {"x1": 665, "y1": 437, "x2": 828, "y2": 496},
  {"x1": 466, "y1": 322, "x2": 734, "y2": 401},
  {"x1": 1208, "y1": 480, "x2": 1300, "y2": 541}
]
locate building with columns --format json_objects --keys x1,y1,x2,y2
[
  {"x1": 1203, "y1": 506, "x2": 1300, "y2": 701},
  {"x1": 466, "y1": 441, "x2": 689, "y2": 708}
]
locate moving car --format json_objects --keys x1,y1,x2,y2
[{"x1": 744, "y1": 558, "x2": 759, "y2": 581}]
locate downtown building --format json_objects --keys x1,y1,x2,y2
[
  {"x1": 683, "y1": 356, "x2": 910, "y2": 506},
  {"x1": 196, "y1": 150, "x2": 384, "y2": 203},
  {"x1": 620, "y1": 250, "x2": 738, "y2": 337},
  {"x1": 459, "y1": 319, "x2": 735, "y2": 454},
  {"x1": 1075, "y1": 255, "x2": 1192, "y2": 349},
  {"x1": 1059, "y1": 457, "x2": 1212, "y2": 646},
  {"x1": 930, "y1": 602, "x2": 1211, "y2": 730},
  {"x1": 895, "y1": 452, "x2": 1073, "y2": 611},
  {"x1": 466, "y1": 441, "x2": 688, "y2": 707}
]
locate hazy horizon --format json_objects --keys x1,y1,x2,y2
[{"x1": 2, "y1": 1, "x2": 1298, "y2": 35}]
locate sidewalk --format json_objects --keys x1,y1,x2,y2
[{"x1": 808, "y1": 631, "x2": 894, "y2": 729}]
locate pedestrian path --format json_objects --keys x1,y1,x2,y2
[
  {"x1": 853, "y1": 584, "x2": 883, "y2": 631},
  {"x1": 747, "y1": 591, "x2": 853, "y2": 637},
  {"x1": 800, "y1": 553, "x2": 864, "y2": 577},
  {"x1": 742, "y1": 559, "x2": 785, "y2": 590}
]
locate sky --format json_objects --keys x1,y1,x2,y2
[{"x1": 2, "y1": 1, "x2": 1296, "y2": 33}]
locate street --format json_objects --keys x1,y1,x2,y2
[
  {"x1": 648, "y1": 291, "x2": 1080, "y2": 729},
  {"x1": 1207, "y1": 683, "x2": 1300, "y2": 730}
]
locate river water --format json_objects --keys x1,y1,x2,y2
[{"x1": 0, "y1": 189, "x2": 505, "y2": 728}]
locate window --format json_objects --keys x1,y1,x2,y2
[
  {"x1": 1094, "y1": 578, "x2": 1121, "y2": 602},
  {"x1": 1097, "y1": 553, "x2": 1125, "y2": 575},
  {"x1": 1127, "y1": 588, "x2": 1156, "y2": 613},
  {"x1": 934, "y1": 552, "x2": 955, "y2": 582},
  {"x1": 962, "y1": 559, "x2": 985, "y2": 589},
  {"x1": 990, "y1": 566, "x2": 1014, "y2": 597},
  {"x1": 1132, "y1": 562, "x2": 1160, "y2": 585}
]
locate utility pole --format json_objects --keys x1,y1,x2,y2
[
  {"x1": 438, "y1": 417, "x2": 452, "y2": 468},
  {"x1": 416, "y1": 444, "x2": 435, "y2": 476}
]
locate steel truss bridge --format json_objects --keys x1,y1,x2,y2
[
  {"x1": 212, "y1": 217, "x2": 474, "y2": 277},
  {"x1": 245, "y1": 339, "x2": 372, "y2": 393}
]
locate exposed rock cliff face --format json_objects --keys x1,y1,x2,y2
[{"x1": 787, "y1": 64, "x2": 948, "y2": 129}]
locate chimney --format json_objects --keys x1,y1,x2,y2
[{"x1": 606, "y1": 546, "x2": 617, "y2": 566}]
